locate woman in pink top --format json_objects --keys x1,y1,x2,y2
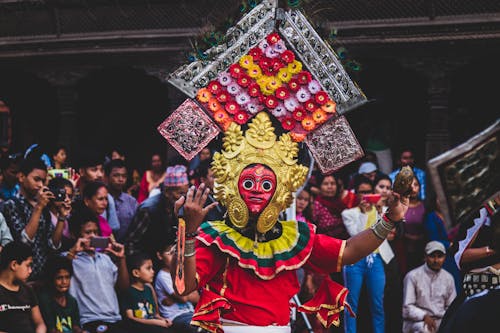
[{"x1": 82, "y1": 181, "x2": 113, "y2": 237}]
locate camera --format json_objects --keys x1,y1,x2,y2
[{"x1": 49, "y1": 187, "x2": 67, "y2": 202}]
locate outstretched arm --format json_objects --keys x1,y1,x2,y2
[
  {"x1": 172, "y1": 184, "x2": 218, "y2": 295},
  {"x1": 342, "y1": 192, "x2": 408, "y2": 265}
]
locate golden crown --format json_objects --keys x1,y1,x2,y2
[{"x1": 211, "y1": 112, "x2": 309, "y2": 233}]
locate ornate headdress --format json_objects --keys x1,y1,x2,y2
[{"x1": 211, "y1": 112, "x2": 308, "y2": 233}]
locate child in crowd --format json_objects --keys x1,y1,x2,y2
[
  {"x1": 155, "y1": 243, "x2": 199, "y2": 333},
  {"x1": 38, "y1": 255, "x2": 85, "y2": 333},
  {"x1": 66, "y1": 208, "x2": 130, "y2": 333},
  {"x1": 121, "y1": 252, "x2": 172, "y2": 332},
  {"x1": 295, "y1": 186, "x2": 313, "y2": 224},
  {"x1": 0, "y1": 241, "x2": 46, "y2": 333}
]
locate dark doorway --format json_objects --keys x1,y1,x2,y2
[
  {"x1": 75, "y1": 67, "x2": 171, "y2": 172},
  {"x1": 0, "y1": 70, "x2": 59, "y2": 154}
]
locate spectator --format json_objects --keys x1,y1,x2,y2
[
  {"x1": 51, "y1": 145, "x2": 69, "y2": 170},
  {"x1": 155, "y1": 243, "x2": 198, "y2": 333},
  {"x1": 104, "y1": 159, "x2": 138, "y2": 242},
  {"x1": 295, "y1": 186, "x2": 313, "y2": 224},
  {"x1": 196, "y1": 160, "x2": 224, "y2": 221},
  {"x1": 121, "y1": 253, "x2": 172, "y2": 332},
  {"x1": 65, "y1": 209, "x2": 130, "y2": 333},
  {"x1": 0, "y1": 152, "x2": 22, "y2": 201},
  {"x1": 312, "y1": 172, "x2": 349, "y2": 239},
  {"x1": 38, "y1": 255, "x2": 85, "y2": 333},
  {"x1": 342, "y1": 176, "x2": 393, "y2": 333},
  {"x1": 137, "y1": 153, "x2": 166, "y2": 204},
  {"x1": 47, "y1": 177, "x2": 74, "y2": 251},
  {"x1": 2, "y1": 158, "x2": 65, "y2": 281},
  {"x1": 389, "y1": 148, "x2": 426, "y2": 200},
  {"x1": 77, "y1": 181, "x2": 113, "y2": 238},
  {"x1": 0, "y1": 211, "x2": 13, "y2": 252},
  {"x1": 403, "y1": 176, "x2": 427, "y2": 273},
  {"x1": 0, "y1": 241, "x2": 47, "y2": 333},
  {"x1": 125, "y1": 165, "x2": 189, "y2": 266},
  {"x1": 402, "y1": 241, "x2": 456, "y2": 333},
  {"x1": 188, "y1": 147, "x2": 212, "y2": 184},
  {"x1": 75, "y1": 149, "x2": 119, "y2": 233}
]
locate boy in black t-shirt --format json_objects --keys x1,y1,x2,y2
[
  {"x1": 38, "y1": 255, "x2": 86, "y2": 333},
  {"x1": 121, "y1": 252, "x2": 172, "y2": 333},
  {"x1": 0, "y1": 241, "x2": 46, "y2": 333}
]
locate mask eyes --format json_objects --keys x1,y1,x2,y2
[
  {"x1": 261, "y1": 180, "x2": 273, "y2": 192},
  {"x1": 243, "y1": 179, "x2": 254, "y2": 190}
]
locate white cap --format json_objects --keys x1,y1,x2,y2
[
  {"x1": 425, "y1": 241, "x2": 446, "y2": 255},
  {"x1": 358, "y1": 162, "x2": 377, "y2": 174}
]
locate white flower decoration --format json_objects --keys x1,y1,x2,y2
[
  {"x1": 235, "y1": 92, "x2": 250, "y2": 106},
  {"x1": 308, "y1": 80, "x2": 321, "y2": 94},
  {"x1": 227, "y1": 83, "x2": 241, "y2": 95},
  {"x1": 259, "y1": 39, "x2": 270, "y2": 51},
  {"x1": 265, "y1": 47, "x2": 279, "y2": 58},
  {"x1": 296, "y1": 88, "x2": 311, "y2": 103},
  {"x1": 272, "y1": 102, "x2": 288, "y2": 118},
  {"x1": 284, "y1": 97, "x2": 299, "y2": 112},
  {"x1": 246, "y1": 100, "x2": 263, "y2": 114},
  {"x1": 273, "y1": 40, "x2": 286, "y2": 54},
  {"x1": 218, "y1": 72, "x2": 233, "y2": 86}
]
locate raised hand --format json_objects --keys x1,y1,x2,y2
[
  {"x1": 175, "y1": 183, "x2": 218, "y2": 233},
  {"x1": 385, "y1": 191, "x2": 409, "y2": 222}
]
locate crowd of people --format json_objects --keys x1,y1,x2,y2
[{"x1": 0, "y1": 142, "x2": 497, "y2": 333}]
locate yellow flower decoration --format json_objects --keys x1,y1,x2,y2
[
  {"x1": 266, "y1": 77, "x2": 282, "y2": 92},
  {"x1": 287, "y1": 60, "x2": 303, "y2": 75},
  {"x1": 277, "y1": 68, "x2": 293, "y2": 83},
  {"x1": 239, "y1": 55, "x2": 254, "y2": 69},
  {"x1": 247, "y1": 64, "x2": 262, "y2": 79}
]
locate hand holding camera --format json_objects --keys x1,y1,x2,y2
[{"x1": 38, "y1": 187, "x2": 55, "y2": 209}]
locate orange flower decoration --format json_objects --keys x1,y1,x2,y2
[
  {"x1": 290, "y1": 132, "x2": 307, "y2": 142},
  {"x1": 321, "y1": 99, "x2": 337, "y2": 113},
  {"x1": 312, "y1": 108, "x2": 328, "y2": 124},
  {"x1": 213, "y1": 109, "x2": 229, "y2": 123},
  {"x1": 208, "y1": 98, "x2": 222, "y2": 112},
  {"x1": 301, "y1": 116, "x2": 316, "y2": 131},
  {"x1": 196, "y1": 88, "x2": 212, "y2": 103}
]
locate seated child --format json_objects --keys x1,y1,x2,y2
[
  {"x1": 155, "y1": 243, "x2": 199, "y2": 333},
  {"x1": 121, "y1": 252, "x2": 172, "y2": 333},
  {"x1": 38, "y1": 255, "x2": 85, "y2": 333},
  {"x1": 0, "y1": 241, "x2": 46, "y2": 333}
]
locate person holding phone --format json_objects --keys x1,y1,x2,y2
[
  {"x1": 341, "y1": 176, "x2": 395, "y2": 333},
  {"x1": 65, "y1": 208, "x2": 130, "y2": 333}
]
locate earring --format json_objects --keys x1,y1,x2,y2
[
  {"x1": 257, "y1": 203, "x2": 280, "y2": 234},
  {"x1": 227, "y1": 197, "x2": 249, "y2": 229}
]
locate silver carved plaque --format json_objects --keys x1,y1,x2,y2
[
  {"x1": 428, "y1": 119, "x2": 500, "y2": 228},
  {"x1": 305, "y1": 115, "x2": 364, "y2": 174}
]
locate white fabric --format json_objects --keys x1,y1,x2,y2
[
  {"x1": 154, "y1": 269, "x2": 194, "y2": 320},
  {"x1": 341, "y1": 207, "x2": 394, "y2": 264},
  {"x1": 454, "y1": 207, "x2": 490, "y2": 270}
]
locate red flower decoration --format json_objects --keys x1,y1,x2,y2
[
  {"x1": 266, "y1": 32, "x2": 281, "y2": 45},
  {"x1": 292, "y1": 107, "x2": 306, "y2": 121},
  {"x1": 304, "y1": 99, "x2": 317, "y2": 112},
  {"x1": 271, "y1": 58, "x2": 285, "y2": 72},
  {"x1": 234, "y1": 111, "x2": 249, "y2": 125},
  {"x1": 281, "y1": 117, "x2": 296, "y2": 131},
  {"x1": 314, "y1": 91, "x2": 329, "y2": 105},
  {"x1": 265, "y1": 96, "x2": 278, "y2": 109},
  {"x1": 275, "y1": 87, "x2": 290, "y2": 100},
  {"x1": 297, "y1": 71, "x2": 312, "y2": 85},
  {"x1": 248, "y1": 83, "x2": 261, "y2": 97},
  {"x1": 249, "y1": 47, "x2": 263, "y2": 62},
  {"x1": 288, "y1": 78, "x2": 301, "y2": 92},
  {"x1": 229, "y1": 64, "x2": 243, "y2": 78},
  {"x1": 225, "y1": 101, "x2": 240, "y2": 114},
  {"x1": 237, "y1": 74, "x2": 251, "y2": 88},
  {"x1": 216, "y1": 91, "x2": 230, "y2": 103},
  {"x1": 207, "y1": 81, "x2": 222, "y2": 95},
  {"x1": 281, "y1": 50, "x2": 295, "y2": 63},
  {"x1": 258, "y1": 93, "x2": 266, "y2": 104}
]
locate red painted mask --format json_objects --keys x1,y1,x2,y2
[{"x1": 238, "y1": 164, "x2": 276, "y2": 215}]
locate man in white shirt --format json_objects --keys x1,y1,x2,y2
[{"x1": 403, "y1": 241, "x2": 456, "y2": 333}]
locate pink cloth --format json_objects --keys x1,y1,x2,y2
[{"x1": 98, "y1": 215, "x2": 113, "y2": 237}]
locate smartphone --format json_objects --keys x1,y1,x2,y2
[
  {"x1": 362, "y1": 194, "x2": 382, "y2": 204},
  {"x1": 90, "y1": 236, "x2": 110, "y2": 248},
  {"x1": 48, "y1": 168, "x2": 70, "y2": 180}
]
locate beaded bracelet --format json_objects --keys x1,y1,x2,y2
[
  {"x1": 184, "y1": 239, "x2": 196, "y2": 257},
  {"x1": 371, "y1": 215, "x2": 395, "y2": 240},
  {"x1": 185, "y1": 230, "x2": 199, "y2": 239}
]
